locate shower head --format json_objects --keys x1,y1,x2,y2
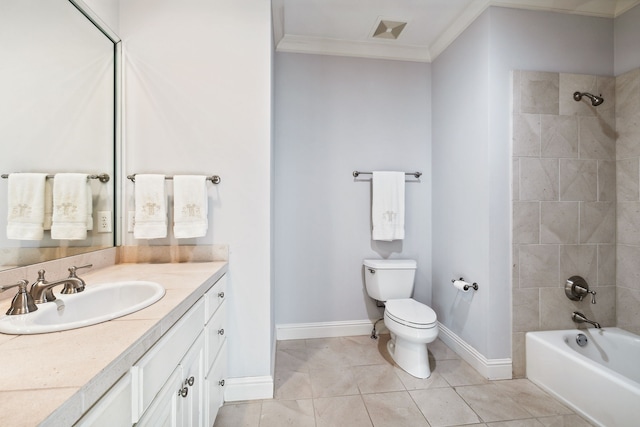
[{"x1": 573, "y1": 91, "x2": 604, "y2": 107}]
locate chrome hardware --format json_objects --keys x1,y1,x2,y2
[
  {"x1": 30, "y1": 264, "x2": 92, "y2": 304},
  {"x1": 353, "y1": 171, "x2": 422, "y2": 179},
  {"x1": 571, "y1": 311, "x2": 601, "y2": 329},
  {"x1": 368, "y1": 268, "x2": 375, "y2": 274},
  {"x1": 186, "y1": 376, "x2": 195, "y2": 387},
  {"x1": 218, "y1": 328, "x2": 225, "y2": 335},
  {"x1": 218, "y1": 379, "x2": 225, "y2": 387},
  {"x1": 178, "y1": 386, "x2": 188, "y2": 398},
  {"x1": 218, "y1": 291, "x2": 225, "y2": 298},
  {"x1": 451, "y1": 277, "x2": 479, "y2": 291},
  {"x1": 576, "y1": 333, "x2": 588, "y2": 347},
  {"x1": 1, "y1": 173, "x2": 109, "y2": 183},
  {"x1": 565, "y1": 276, "x2": 596, "y2": 304},
  {"x1": 1, "y1": 279, "x2": 38, "y2": 315},
  {"x1": 128, "y1": 174, "x2": 221, "y2": 184}
]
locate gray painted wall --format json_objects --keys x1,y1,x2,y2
[
  {"x1": 274, "y1": 53, "x2": 431, "y2": 325},
  {"x1": 615, "y1": 3, "x2": 640, "y2": 76}
]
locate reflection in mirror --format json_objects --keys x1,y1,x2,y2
[{"x1": 0, "y1": 0, "x2": 118, "y2": 270}]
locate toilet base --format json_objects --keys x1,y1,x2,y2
[{"x1": 387, "y1": 336, "x2": 432, "y2": 379}]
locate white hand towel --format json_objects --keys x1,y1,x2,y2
[
  {"x1": 6, "y1": 173, "x2": 47, "y2": 240},
  {"x1": 85, "y1": 182, "x2": 93, "y2": 231},
  {"x1": 51, "y1": 173, "x2": 89, "y2": 240},
  {"x1": 173, "y1": 175, "x2": 208, "y2": 238},
  {"x1": 372, "y1": 171, "x2": 405, "y2": 241},
  {"x1": 134, "y1": 174, "x2": 167, "y2": 239},
  {"x1": 43, "y1": 178, "x2": 53, "y2": 230}
]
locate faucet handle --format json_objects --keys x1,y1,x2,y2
[
  {"x1": 588, "y1": 289, "x2": 596, "y2": 304},
  {"x1": 68, "y1": 264, "x2": 93, "y2": 277},
  {"x1": 1, "y1": 280, "x2": 38, "y2": 315}
]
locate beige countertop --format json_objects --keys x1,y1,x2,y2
[{"x1": 0, "y1": 261, "x2": 228, "y2": 427}]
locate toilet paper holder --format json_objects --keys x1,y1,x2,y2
[{"x1": 451, "y1": 277, "x2": 479, "y2": 291}]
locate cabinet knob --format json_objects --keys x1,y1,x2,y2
[
  {"x1": 178, "y1": 386, "x2": 189, "y2": 398},
  {"x1": 218, "y1": 379, "x2": 225, "y2": 387},
  {"x1": 218, "y1": 291, "x2": 225, "y2": 299},
  {"x1": 218, "y1": 328, "x2": 225, "y2": 336},
  {"x1": 186, "y1": 376, "x2": 195, "y2": 387}
]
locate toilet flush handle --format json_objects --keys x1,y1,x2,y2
[{"x1": 368, "y1": 268, "x2": 375, "y2": 274}]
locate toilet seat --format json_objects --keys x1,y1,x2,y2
[{"x1": 385, "y1": 298, "x2": 437, "y2": 329}]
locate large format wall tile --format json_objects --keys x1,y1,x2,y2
[
  {"x1": 617, "y1": 202, "x2": 640, "y2": 245},
  {"x1": 518, "y1": 244, "x2": 560, "y2": 287},
  {"x1": 559, "y1": 73, "x2": 597, "y2": 117},
  {"x1": 513, "y1": 202, "x2": 539, "y2": 244},
  {"x1": 580, "y1": 202, "x2": 615, "y2": 244},
  {"x1": 559, "y1": 244, "x2": 597, "y2": 286},
  {"x1": 597, "y1": 160, "x2": 616, "y2": 202},
  {"x1": 540, "y1": 202, "x2": 579, "y2": 244},
  {"x1": 616, "y1": 158, "x2": 639, "y2": 201},
  {"x1": 579, "y1": 116, "x2": 615, "y2": 160},
  {"x1": 521, "y1": 71, "x2": 559, "y2": 115},
  {"x1": 519, "y1": 158, "x2": 559, "y2": 201},
  {"x1": 513, "y1": 114, "x2": 541, "y2": 157},
  {"x1": 559, "y1": 159, "x2": 597, "y2": 201},
  {"x1": 541, "y1": 115, "x2": 578, "y2": 158},
  {"x1": 617, "y1": 244, "x2": 640, "y2": 290}
]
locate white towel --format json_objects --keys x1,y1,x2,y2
[
  {"x1": 85, "y1": 182, "x2": 93, "y2": 231},
  {"x1": 51, "y1": 173, "x2": 89, "y2": 240},
  {"x1": 134, "y1": 174, "x2": 167, "y2": 239},
  {"x1": 372, "y1": 171, "x2": 405, "y2": 241},
  {"x1": 173, "y1": 175, "x2": 208, "y2": 238},
  {"x1": 43, "y1": 179, "x2": 53, "y2": 230},
  {"x1": 6, "y1": 173, "x2": 47, "y2": 240}
]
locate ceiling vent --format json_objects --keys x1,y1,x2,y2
[{"x1": 371, "y1": 18, "x2": 407, "y2": 40}]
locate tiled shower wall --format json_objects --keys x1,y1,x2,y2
[
  {"x1": 512, "y1": 70, "x2": 617, "y2": 378},
  {"x1": 616, "y1": 68, "x2": 640, "y2": 336}
]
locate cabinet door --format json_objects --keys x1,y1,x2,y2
[
  {"x1": 137, "y1": 366, "x2": 182, "y2": 427},
  {"x1": 74, "y1": 372, "x2": 133, "y2": 427},
  {"x1": 179, "y1": 333, "x2": 205, "y2": 427}
]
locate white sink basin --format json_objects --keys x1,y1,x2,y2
[{"x1": 0, "y1": 281, "x2": 165, "y2": 335}]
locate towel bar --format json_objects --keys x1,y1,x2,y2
[
  {"x1": 353, "y1": 171, "x2": 421, "y2": 178},
  {"x1": 127, "y1": 174, "x2": 221, "y2": 184},
  {"x1": 1, "y1": 173, "x2": 110, "y2": 183}
]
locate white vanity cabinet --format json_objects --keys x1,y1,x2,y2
[{"x1": 76, "y1": 273, "x2": 227, "y2": 427}]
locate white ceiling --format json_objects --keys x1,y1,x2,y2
[{"x1": 273, "y1": 0, "x2": 640, "y2": 62}]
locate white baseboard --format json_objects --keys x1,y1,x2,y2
[
  {"x1": 276, "y1": 319, "x2": 382, "y2": 340},
  {"x1": 224, "y1": 376, "x2": 274, "y2": 402},
  {"x1": 437, "y1": 322, "x2": 512, "y2": 380}
]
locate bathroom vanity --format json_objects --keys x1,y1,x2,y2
[{"x1": 0, "y1": 261, "x2": 228, "y2": 426}]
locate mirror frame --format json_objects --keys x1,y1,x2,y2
[{"x1": 69, "y1": 0, "x2": 122, "y2": 247}]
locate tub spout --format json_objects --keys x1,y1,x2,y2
[{"x1": 572, "y1": 311, "x2": 601, "y2": 329}]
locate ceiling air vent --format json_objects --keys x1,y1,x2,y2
[{"x1": 371, "y1": 18, "x2": 407, "y2": 40}]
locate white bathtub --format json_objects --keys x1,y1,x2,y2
[{"x1": 526, "y1": 328, "x2": 640, "y2": 427}]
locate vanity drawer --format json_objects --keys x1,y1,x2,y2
[
  {"x1": 205, "y1": 274, "x2": 227, "y2": 323},
  {"x1": 205, "y1": 341, "x2": 228, "y2": 426},
  {"x1": 134, "y1": 298, "x2": 204, "y2": 417},
  {"x1": 74, "y1": 372, "x2": 132, "y2": 427},
  {"x1": 205, "y1": 302, "x2": 226, "y2": 373}
]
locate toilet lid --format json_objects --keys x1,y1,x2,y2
[{"x1": 385, "y1": 298, "x2": 437, "y2": 327}]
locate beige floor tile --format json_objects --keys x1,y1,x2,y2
[
  {"x1": 429, "y1": 338, "x2": 461, "y2": 360},
  {"x1": 275, "y1": 346, "x2": 310, "y2": 373},
  {"x1": 352, "y1": 364, "x2": 406, "y2": 394},
  {"x1": 536, "y1": 414, "x2": 595, "y2": 426},
  {"x1": 456, "y1": 384, "x2": 532, "y2": 422},
  {"x1": 410, "y1": 387, "x2": 480, "y2": 427},
  {"x1": 362, "y1": 391, "x2": 430, "y2": 427},
  {"x1": 214, "y1": 402, "x2": 262, "y2": 427},
  {"x1": 309, "y1": 365, "x2": 360, "y2": 397},
  {"x1": 314, "y1": 395, "x2": 373, "y2": 427},
  {"x1": 435, "y1": 359, "x2": 490, "y2": 386},
  {"x1": 274, "y1": 369, "x2": 313, "y2": 400},
  {"x1": 260, "y1": 399, "x2": 315, "y2": 427},
  {"x1": 394, "y1": 366, "x2": 450, "y2": 390},
  {"x1": 493, "y1": 379, "x2": 573, "y2": 417},
  {"x1": 486, "y1": 420, "x2": 545, "y2": 427}
]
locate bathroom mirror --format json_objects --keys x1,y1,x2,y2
[{"x1": 0, "y1": 0, "x2": 120, "y2": 270}]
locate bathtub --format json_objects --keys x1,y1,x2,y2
[{"x1": 526, "y1": 328, "x2": 640, "y2": 427}]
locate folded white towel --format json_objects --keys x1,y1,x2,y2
[
  {"x1": 51, "y1": 173, "x2": 89, "y2": 240},
  {"x1": 173, "y1": 175, "x2": 208, "y2": 238},
  {"x1": 85, "y1": 182, "x2": 93, "y2": 231},
  {"x1": 6, "y1": 173, "x2": 47, "y2": 240},
  {"x1": 372, "y1": 171, "x2": 405, "y2": 241},
  {"x1": 134, "y1": 174, "x2": 167, "y2": 239},
  {"x1": 43, "y1": 179, "x2": 53, "y2": 231}
]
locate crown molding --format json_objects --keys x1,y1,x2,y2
[{"x1": 274, "y1": 0, "x2": 640, "y2": 63}]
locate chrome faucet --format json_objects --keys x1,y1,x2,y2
[
  {"x1": 30, "y1": 264, "x2": 92, "y2": 304},
  {"x1": 1, "y1": 279, "x2": 38, "y2": 315},
  {"x1": 571, "y1": 311, "x2": 601, "y2": 329}
]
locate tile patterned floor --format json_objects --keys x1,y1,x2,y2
[{"x1": 214, "y1": 334, "x2": 594, "y2": 427}]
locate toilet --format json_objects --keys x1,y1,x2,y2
[{"x1": 363, "y1": 259, "x2": 438, "y2": 379}]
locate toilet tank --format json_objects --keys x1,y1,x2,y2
[{"x1": 363, "y1": 259, "x2": 417, "y2": 302}]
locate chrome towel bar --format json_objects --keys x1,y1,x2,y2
[
  {"x1": 1, "y1": 173, "x2": 110, "y2": 183},
  {"x1": 352, "y1": 171, "x2": 422, "y2": 178},
  {"x1": 127, "y1": 174, "x2": 221, "y2": 184}
]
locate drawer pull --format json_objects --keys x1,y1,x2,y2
[
  {"x1": 218, "y1": 291, "x2": 225, "y2": 299},
  {"x1": 178, "y1": 386, "x2": 189, "y2": 398},
  {"x1": 218, "y1": 328, "x2": 225, "y2": 336},
  {"x1": 186, "y1": 376, "x2": 195, "y2": 386},
  {"x1": 218, "y1": 379, "x2": 225, "y2": 387}
]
